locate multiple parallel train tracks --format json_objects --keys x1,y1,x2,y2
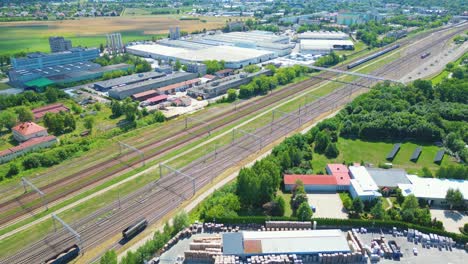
[{"x1": 0, "y1": 22, "x2": 466, "y2": 264}]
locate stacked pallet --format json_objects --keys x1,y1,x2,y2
[
  {"x1": 318, "y1": 252, "x2": 363, "y2": 263},
  {"x1": 265, "y1": 221, "x2": 312, "y2": 230}
]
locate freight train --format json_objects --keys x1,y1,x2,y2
[
  {"x1": 44, "y1": 244, "x2": 80, "y2": 264},
  {"x1": 347, "y1": 44, "x2": 400, "y2": 69},
  {"x1": 122, "y1": 219, "x2": 148, "y2": 240}
]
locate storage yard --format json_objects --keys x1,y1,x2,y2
[
  {"x1": 155, "y1": 221, "x2": 467, "y2": 264},
  {"x1": 0, "y1": 21, "x2": 466, "y2": 264}
]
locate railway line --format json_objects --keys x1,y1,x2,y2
[
  {"x1": 1, "y1": 22, "x2": 465, "y2": 264},
  {"x1": 0, "y1": 24, "x2": 435, "y2": 225},
  {"x1": 1, "y1": 23, "x2": 459, "y2": 226}
]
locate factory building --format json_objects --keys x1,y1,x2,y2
[
  {"x1": 169, "y1": 27, "x2": 181, "y2": 40},
  {"x1": 108, "y1": 72, "x2": 197, "y2": 99},
  {"x1": 127, "y1": 44, "x2": 275, "y2": 69},
  {"x1": 300, "y1": 39, "x2": 354, "y2": 55},
  {"x1": 49, "y1": 36, "x2": 72, "y2": 53},
  {"x1": 187, "y1": 69, "x2": 271, "y2": 99},
  {"x1": 11, "y1": 47, "x2": 99, "y2": 71},
  {"x1": 93, "y1": 72, "x2": 166, "y2": 91},
  {"x1": 297, "y1": 31, "x2": 350, "y2": 40},
  {"x1": 223, "y1": 230, "x2": 351, "y2": 257},
  {"x1": 398, "y1": 176, "x2": 468, "y2": 207},
  {"x1": 349, "y1": 166, "x2": 382, "y2": 201}
]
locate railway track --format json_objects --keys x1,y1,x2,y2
[
  {"x1": 1, "y1": 22, "x2": 456, "y2": 225},
  {"x1": 1, "y1": 23, "x2": 465, "y2": 264}
]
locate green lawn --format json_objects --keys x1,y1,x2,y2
[{"x1": 311, "y1": 138, "x2": 457, "y2": 175}]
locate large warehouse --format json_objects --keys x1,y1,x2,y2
[
  {"x1": 127, "y1": 44, "x2": 275, "y2": 69},
  {"x1": 300, "y1": 39, "x2": 354, "y2": 55},
  {"x1": 223, "y1": 230, "x2": 351, "y2": 256},
  {"x1": 108, "y1": 72, "x2": 197, "y2": 99},
  {"x1": 398, "y1": 175, "x2": 468, "y2": 207}
]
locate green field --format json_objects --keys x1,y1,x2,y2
[
  {"x1": 0, "y1": 27, "x2": 156, "y2": 55},
  {"x1": 311, "y1": 138, "x2": 457, "y2": 175}
]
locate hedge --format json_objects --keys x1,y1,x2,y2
[{"x1": 215, "y1": 216, "x2": 468, "y2": 243}]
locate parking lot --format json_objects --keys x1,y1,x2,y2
[
  {"x1": 430, "y1": 209, "x2": 468, "y2": 234},
  {"x1": 307, "y1": 192, "x2": 348, "y2": 219},
  {"x1": 358, "y1": 230, "x2": 466, "y2": 264}
]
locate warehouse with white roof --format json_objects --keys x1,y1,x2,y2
[
  {"x1": 223, "y1": 230, "x2": 351, "y2": 256},
  {"x1": 127, "y1": 44, "x2": 275, "y2": 69},
  {"x1": 398, "y1": 175, "x2": 468, "y2": 207},
  {"x1": 348, "y1": 166, "x2": 382, "y2": 200},
  {"x1": 300, "y1": 39, "x2": 354, "y2": 55}
]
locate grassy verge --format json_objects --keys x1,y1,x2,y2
[{"x1": 0, "y1": 83, "x2": 11, "y2": 90}]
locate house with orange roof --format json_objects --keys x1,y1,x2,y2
[{"x1": 12, "y1": 122, "x2": 48, "y2": 142}]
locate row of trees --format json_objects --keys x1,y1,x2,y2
[
  {"x1": 239, "y1": 65, "x2": 308, "y2": 99},
  {"x1": 94, "y1": 54, "x2": 151, "y2": 73},
  {"x1": 0, "y1": 87, "x2": 68, "y2": 111},
  {"x1": 314, "y1": 52, "x2": 345, "y2": 67}
]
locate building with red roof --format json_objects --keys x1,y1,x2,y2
[
  {"x1": 284, "y1": 164, "x2": 351, "y2": 192},
  {"x1": 0, "y1": 135, "x2": 57, "y2": 163},
  {"x1": 12, "y1": 122, "x2": 48, "y2": 142},
  {"x1": 131, "y1": 90, "x2": 159, "y2": 101},
  {"x1": 32, "y1": 103, "x2": 70, "y2": 120},
  {"x1": 157, "y1": 78, "x2": 200, "y2": 95},
  {"x1": 143, "y1": 94, "x2": 168, "y2": 106}
]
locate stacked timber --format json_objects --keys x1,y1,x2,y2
[
  {"x1": 184, "y1": 250, "x2": 220, "y2": 262},
  {"x1": 265, "y1": 221, "x2": 312, "y2": 230},
  {"x1": 318, "y1": 252, "x2": 362, "y2": 263},
  {"x1": 213, "y1": 255, "x2": 239, "y2": 264}
]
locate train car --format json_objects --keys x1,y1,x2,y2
[
  {"x1": 420, "y1": 52, "x2": 431, "y2": 59},
  {"x1": 44, "y1": 244, "x2": 80, "y2": 264},
  {"x1": 347, "y1": 44, "x2": 400, "y2": 69},
  {"x1": 122, "y1": 219, "x2": 148, "y2": 240}
]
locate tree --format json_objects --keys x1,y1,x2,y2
[
  {"x1": 0, "y1": 110, "x2": 17, "y2": 130},
  {"x1": 44, "y1": 87, "x2": 59, "y2": 103},
  {"x1": 370, "y1": 199, "x2": 386, "y2": 220},
  {"x1": 15, "y1": 107, "x2": 34, "y2": 122},
  {"x1": 99, "y1": 43, "x2": 105, "y2": 53},
  {"x1": 452, "y1": 67, "x2": 464, "y2": 79},
  {"x1": 153, "y1": 111, "x2": 165, "y2": 123},
  {"x1": 324, "y1": 142, "x2": 339, "y2": 158},
  {"x1": 111, "y1": 101, "x2": 123, "y2": 117},
  {"x1": 314, "y1": 131, "x2": 330, "y2": 153},
  {"x1": 352, "y1": 197, "x2": 364, "y2": 214},
  {"x1": 421, "y1": 167, "x2": 433, "y2": 178},
  {"x1": 174, "y1": 60, "x2": 182, "y2": 71},
  {"x1": 297, "y1": 201, "x2": 313, "y2": 220},
  {"x1": 100, "y1": 250, "x2": 117, "y2": 264},
  {"x1": 445, "y1": 188, "x2": 464, "y2": 209},
  {"x1": 172, "y1": 211, "x2": 189, "y2": 235},
  {"x1": 6, "y1": 163, "x2": 20, "y2": 178},
  {"x1": 395, "y1": 187, "x2": 405, "y2": 205},
  {"x1": 271, "y1": 196, "x2": 286, "y2": 216},
  {"x1": 227, "y1": 89, "x2": 237, "y2": 102},
  {"x1": 84, "y1": 116, "x2": 95, "y2": 131},
  {"x1": 402, "y1": 194, "x2": 419, "y2": 211}
]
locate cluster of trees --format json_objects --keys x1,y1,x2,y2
[
  {"x1": 111, "y1": 99, "x2": 140, "y2": 123},
  {"x1": 445, "y1": 188, "x2": 465, "y2": 210},
  {"x1": 314, "y1": 52, "x2": 345, "y2": 67},
  {"x1": 203, "y1": 60, "x2": 225, "y2": 74},
  {"x1": 104, "y1": 212, "x2": 190, "y2": 264},
  {"x1": 239, "y1": 65, "x2": 308, "y2": 99},
  {"x1": 2, "y1": 139, "x2": 91, "y2": 181},
  {"x1": 243, "y1": 65, "x2": 261, "y2": 73},
  {"x1": 290, "y1": 180, "x2": 313, "y2": 220},
  {"x1": 436, "y1": 165, "x2": 468, "y2": 180},
  {"x1": 332, "y1": 80, "x2": 468, "y2": 162},
  {"x1": 94, "y1": 54, "x2": 151, "y2": 73},
  {"x1": 102, "y1": 70, "x2": 131, "y2": 80},
  {"x1": 198, "y1": 184, "x2": 240, "y2": 220},
  {"x1": 43, "y1": 111, "x2": 76, "y2": 135},
  {"x1": 0, "y1": 88, "x2": 68, "y2": 111},
  {"x1": 352, "y1": 21, "x2": 394, "y2": 48}
]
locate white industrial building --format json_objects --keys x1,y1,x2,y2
[
  {"x1": 348, "y1": 166, "x2": 382, "y2": 201},
  {"x1": 223, "y1": 230, "x2": 351, "y2": 256},
  {"x1": 297, "y1": 31, "x2": 350, "y2": 40},
  {"x1": 127, "y1": 44, "x2": 275, "y2": 69},
  {"x1": 398, "y1": 175, "x2": 468, "y2": 207},
  {"x1": 300, "y1": 39, "x2": 355, "y2": 55}
]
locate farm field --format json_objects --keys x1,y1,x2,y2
[
  {"x1": 311, "y1": 138, "x2": 458, "y2": 175},
  {"x1": 0, "y1": 15, "x2": 229, "y2": 55}
]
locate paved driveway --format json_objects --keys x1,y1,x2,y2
[
  {"x1": 307, "y1": 192, "x2": 347, "y2": 219},
  {"x1": 430, "y1": 209, "x2": 467, "y2": 233}
]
